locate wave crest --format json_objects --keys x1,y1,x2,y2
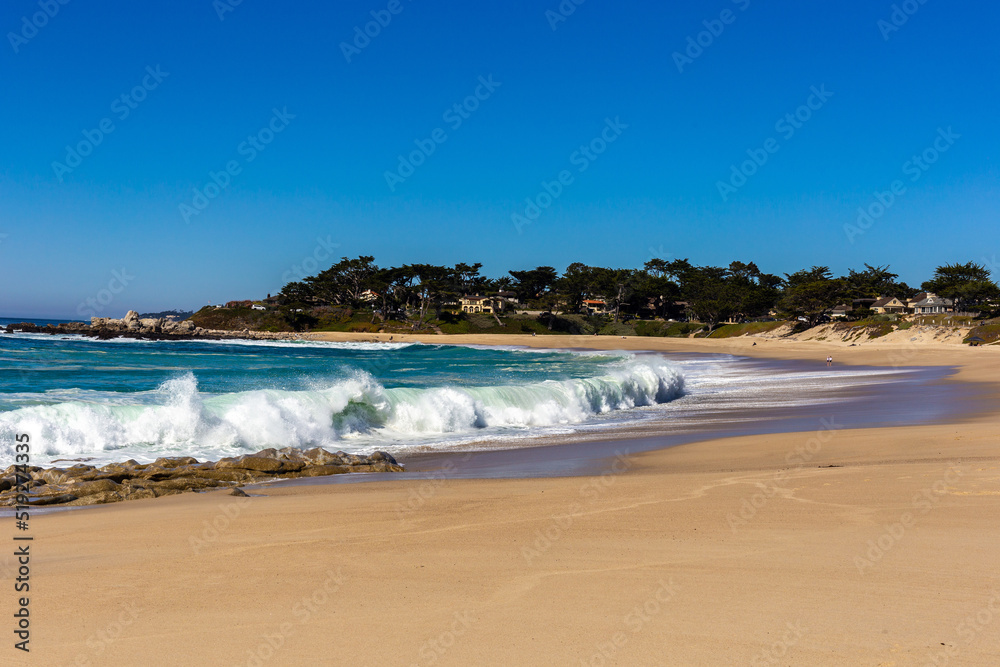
[{"x1": 0, "y1": 359, "x2": 684, "y2": 461}]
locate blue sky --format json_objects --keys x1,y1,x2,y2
[{"x1": 1, "y1": 0, "x2": 997, "y2": 318}]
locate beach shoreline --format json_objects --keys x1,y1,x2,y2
[{"x1": 20, "y1": 335, "x2": 1000, "y2": 666}]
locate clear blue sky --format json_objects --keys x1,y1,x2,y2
[{"x1": 1, "y1": 0, "x2": 997, "y2": 318}]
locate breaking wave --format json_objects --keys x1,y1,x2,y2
[{"x1": 0, "y1": 359, "x2": 684, "y2": 462}]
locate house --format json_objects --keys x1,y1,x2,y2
[
  {"x1": 497, "y1": 290, "x2": 520, "y2": 305},
  {"x1": 460, "y1": 295, "x2": 504, "y2": 314},
  {"x1": 871, "y1": 296, "x2": 908, "y2": 314},
  {"x1": 583, "y1": 299, "x2": 608, "y2": 315},
  {"x1": 830, "y1": 304, "x2": 851, "y2": 319},
  {"x1": 911, "y1": 293, "x2": 954, "y2": 315},
  {"x1": 360, "y1": 290, "x2": 379, "y2": 303},
  {"x1": 907, "y1": 293, "x2": 929, "y2": 310}
]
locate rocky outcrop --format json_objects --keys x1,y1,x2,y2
[{"x1": 0, "y1": 447, "x2": 403, "y2": 507}]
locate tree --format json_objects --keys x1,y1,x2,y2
[
  {"x1": 844, "y1": 264, "x2": 909, "y2": 299},
  {"x1": 921, "y1": 262, "x2": 1000, "y2": 314},
  {"x1": 727, "y1": 261, "x2": 781, "y2": 321},
  {"x1": 509, "y1": 266, "x2": 558, "y2": 304},
  {"x1": 278, "y1": 281, "x2": 316, "y2": 307},
  {"x1": 663, "y1": 260, "x2": 736, "y2": 332},
  {"x1": 780, "y1": 266, "x2": 847, "y2": 325},
  {"x1": 555, "y1": 263, "x2": 596, "y2": 314},
  {"x1": 404, "y1": 264, "x2": 455, "y2": 325}
]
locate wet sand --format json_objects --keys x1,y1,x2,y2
[{"x1": 18, "y1": 335, "x2": 1000, "y2": 666}]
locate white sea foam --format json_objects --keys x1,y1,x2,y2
[{"x1": 0, "y1": 358, "x2": 685, "y2": 464}]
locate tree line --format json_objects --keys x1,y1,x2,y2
[{"x1": 276, "y1": 257, "x2": 999, "y2": 330}]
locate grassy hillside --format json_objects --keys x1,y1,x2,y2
[
  {"x1": 189, "y1": 306, "x2": 295, "y2": 332},
  {"x1": 705, "y1": 321, "x2": 789, "y2": 338}
]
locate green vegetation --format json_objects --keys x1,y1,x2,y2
[
  {"x1": 706, "y1": 321, "x2": 789, "y2": 338},
  {"x1": 965, "y1": 321, "x2": 1000, "y2": 345},
  {"x1": 632, "y1": 320, "x2": 703, "y2": 337},
  {"x1": 190, "y1": 306, "x2": 295, "y2": 332},
  {"x1": 193, "y1": 255, "x2": 999, "y2": 338}
]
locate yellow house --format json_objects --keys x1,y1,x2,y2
[
  {"x1": 460, "y1": 295, "x2": 503, "y2": 314},
  {"x1": 871, "y1": 296, "x2": 907, "y2": 314}
]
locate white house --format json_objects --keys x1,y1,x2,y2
[{"x1": 911, "y1": 293, "x2": 953, "y2": 315}]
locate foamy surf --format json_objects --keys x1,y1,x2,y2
[{"x1": 0, "y1": 359, "x2": 685, "y2": 464}]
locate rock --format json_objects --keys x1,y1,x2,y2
[
  {"x1": 216, "y1": 455, "x2": 284, "y2": 473},
  {"x1": 65, "y1": 490, "x2": 124, "y2": 506},
  {"x1": 124, "y1": 310, "x2": 141, "y2": 329},
  {"x1": 153, "y1": 456, "x2": 199, "y2": 469},
  {"x1": 290, "y1": 465, "x2": 353, "y2": 477},
  {"x1": 27, "y1": 493, "x2": 79, "y2": 506},
  {"x1": 65, "y1": 464, "x2": 97, "y2": 477},
  {"x1": 231, "y1": 487, "x2": 249, "y2": 497},
  {"x1": 1, "y1": 447, "x2": 403, "y2": 507},
  {"x1": 70, "y1": 479, "x2": 122, "y2": 497},
  {"x1": 302, "y1": 447, "x2": 345, "y2": 466},
  {"x1": 369, "y1": 451, "x2": 400, "y2": 466},
  {"x1": 181, "y1": 468, "x2": 261, "y2": 483},
  {"x1": 123, "y1": 488, "x2": 157, "y2": 501}
]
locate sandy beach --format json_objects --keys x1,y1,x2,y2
[{"x1": 20, "y1": 335, "x2": 1000, "y2": 666}]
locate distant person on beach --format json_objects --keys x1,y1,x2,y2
[{"x1": 827, "y1": 356, "x2": 833, "y2": 367}]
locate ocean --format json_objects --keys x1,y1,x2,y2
[{"x1": 0, "y1": 328, "x2": 949, "y2": 468}]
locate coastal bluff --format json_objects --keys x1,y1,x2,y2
[
  {"x1": 1, "y1": 447, "x2": 404, "y2": 507},
  {"x1": 4, "y1": 310, "x2": 300, "y2": 341}
]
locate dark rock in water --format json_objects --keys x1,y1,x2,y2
[
  {"x1": 0, "y1": 447, "x2": 404, "y2": 507},
  {"x1": 216, "y1": 455, "x2": 285, "y2": 473},
  {"x1": 153, "y1": 456, "x2": 199, "y2": 469}
]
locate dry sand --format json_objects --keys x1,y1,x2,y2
[{"x1": 17, "y1": 334, "x2": 1000, "y2": 666}]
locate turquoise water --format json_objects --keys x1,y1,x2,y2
[
  {"x1": 0, "y1": 328, "x2": 928, "y2": 467},
  {"x1": 0, "y1": 332, "x2": 685, "y2": 464}
]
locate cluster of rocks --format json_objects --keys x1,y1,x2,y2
[
  {"x1": 0, "y1": 447, "x2": 403, "y2": 507},
  {"x1": 3, "y1": 311, "x2": 299, "y2": 341}
]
